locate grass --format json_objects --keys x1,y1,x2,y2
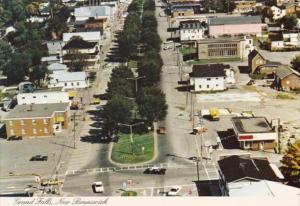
[
  {"x1": 188, "y1": 57, "x2": 241, "y2": 65},
  {"x1": 179, "y1": 47, "x2": 197, "y2": 55},
  {"x1": 276, "y1": 93, "x2": 297, "y2": 100},
  {"x1": 122, "y1": 191, "x2": 138, "y2": 196},
  {"x1": 111, "y1": 132, "x2": 154, "y2": 164}
]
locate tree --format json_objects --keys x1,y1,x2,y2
[
  {"x1": 280, "y1": 14, "x2": 298, "y2": 30},
  {"x1": 291, "y1": 55, "x2": 300, "y2": 73},
  {"x1": 28, "y1": 63, "x2": 48, "y2": 86},
  {"x1": 138, "y1": 59, "x2": 161, "y2": 86},
  {"x1": 280, "y1": 140, "x2": 300, "y2": 184},
  {"x1": 143, "y1": 0, "x2": 155, "y2": 11},
  {"x1": 26, "y1": 2, "x2": 39, "y2": 16},
  {"x1": 142, "y1": 11, "x2": 157, "y2": 30},
  {"x1": 136, "y1": 87, "x2": 168, "y2": 123},
  {"x1": 102, "y1": 95, "x2": 134, "y2": 130},
  {"x1": 141, "y1": 31, "x2": 161, "y2": 52},
  {"x1": 0, "y1": 40, "x2": 13, "y2": 72},
  {"x1": 64, "y1": 49, "x2": 88, "y2": 72}
]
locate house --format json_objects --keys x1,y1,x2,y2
[
  {"x1": 48, "y1": 63, "x2": 69, "y2": 73},
  {"x1": 4, "y1": 103, "x2": 69, "y2": 138},
  {"x1": 48, "y1": 71, "x2": 89, "y2": 90},
  {"x1": 269, "y1": 32, "x2": 300, "y2": 51},
  {"x1": 208, "y1": 16, "x2": 264, "y2": 37},
  {"x1": 274, "y1": 65, "x2": 300, "y2": 91},
  {"x1": 46, "y1": 41, "x2": 65, "y2": 56},
  {"x1": 84, "y1": 18, "x2": 108, "y2": 31},
  {"x1": 17, "y1": 88, "x2": 69, "y2": 105},
  {"x1": 217, "y1": 155, "x2": 297, "y2": 197},
  {"x1": 197, "y1": 36, "x2": 254, "y2": 61},
  {"x1": 270, "y1": 5, "x2": 286, "y2": 20},
  {"x1": 179, "y1": 20, "x2": 205, "y2": 42},
  {"x1": 62, "y1": 37, "x2": 100, "y2": 69},
  {"x1": 231, "y1": 117, "x2": 278, "y2": 150},
  {"x1": 172, "y1": 8, "x2": 194, "y2": 18},
  {"x1": 189, "y1": 64, "x2": 227, "y2": 92},
  {"x1": 233, "y1": 0, "x2": 257, "y2": 13},
  {"x1": 74, "y1": 6, "x2": 114, "y2": 22},
  {"x1": 62, "y1": 31, "x2": 102, "y2": 44}
]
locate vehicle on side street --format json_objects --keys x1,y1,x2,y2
[
  {"x1": 41, "y1": 179, "x2": 63, "y2": 186},
  {"x1": 30, "y1": 155, "x2": 48, "y2": 161},
  {"x1": 209, "y1": 108, "x2": 220, "y2": 121},
  {"x1": 167, "y1": 186, "x2": 182, "y2": 196},
  {"x1": 144, "y1": 167, "x2": 166, "y2": 175},
  {"x1": 157, "y1": 127, "x2": 167, "y2": 134},
  {"x1": 90, "y1": 97, "x2": 101, "y2": 105},
  {"x1": 92, "y1": 181, "x2": 104, "y2": 193}
]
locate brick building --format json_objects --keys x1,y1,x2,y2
[{"x1": 274, "y1": 65, "x2": 300, "y2": 91}]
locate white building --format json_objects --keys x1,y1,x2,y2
[
  {"x1": 63, "y1": 31, "x2": 102, "y2": 44},
  {"x1": 48, "y1": 63, "x2": 69, "y2": 73},
  {"x1": 270, "y1": 6, "x2": 286, "y2": 20},
  {"x1": 74, "y1": 6, "x2": 115, "y2": 22},
  {"x1": 179, "y1": 20, "x2": 205, "y2": 42},
  {"x1": 189, "y1": 64, "x2": 227, "y2": 92},
  {"x1": 17, "y1": 89, "x2": 69, "y2": 105},
  {"x1": 270, "y1": 32, "x2": 300, "y2": 50},
  {"x1": 231, "y1": 117, "x2": 278, "y2": 150},
  {"x1": 48, "y1": 71, "x2": 89, "y2": 90}
]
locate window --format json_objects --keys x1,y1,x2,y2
[
  {"x1": 207, "y1": 78, "x2": 211, "y2": 81},
  {"x1": 71, "y1": 83, "x2": 74, "y2": 86},
  {"x1": 44, "y1": 119, "x2": 49, "y2": 124},
  {"x1": 20, "y1": 120, "x2": 24, "y2": 125},
  {"x1": 44, "y1": 95, "x2": 47, "y2": 98},
  {"x1": 44, "y1": 128, "x2": 48, "y2": 134},
  {"x1": 21, "y1": 129, "x2": 26, "y2": 135},
  {"x1": 9, "y1": 121, "x2": 13, "y2": 126},
  {"x1": 33, "y1": 128, "x2": 37, "y2": 134},
  {"x1": 33, "y1": 96, "x2": 36, "y2": 99},
  {"x1": 32, "y1": 119, "x2": 37, "y2": 125},
  {"x1": 10, "y1": 129, "x2": 14, "y2": 135},
  {"x1": 22, "y1": 97, "x2": 25, "y2": 99},
  {"x1": 216, "y1": 84, "x2": 219, "y2": 87},
  {"x1": 207, "y1": 85, "x2": 209, "y2": 88},
  {"x1": 199, "y1": 85, "x2": 202, "y2": 88},
  {"x1": 216, "y1": 77, "x2": 218, "y2": 80},
  {"x1": 77, "y1": 82, "x2": 80, "y2": 86},
  {"x1": 65, "y1": 83, "x2": 67, "y2": 87}
]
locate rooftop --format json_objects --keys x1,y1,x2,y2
[
  {"x1": 62, "y1": 38, "x2": 97, "y2": 50},
  {"x1": 74, "y1": 6, "x2": 112, "y2": 18},
  {"x1": 198, "y1": 36, "x2": 247, "y2": 44},
  {"x1": 231, "y1": 117, "x2": 273, "y2": 133},
  {"x1": 46, "y1": 41, "x2": 65, "y2": 55},
  {"x1": 275, "y1": 65, "x2": 295, "y2": 79},
  {"x1": 48, "y1": 63, "x2": 69, "y2": 72},
  {"x1": 5, "y1": 103, "x2": 69, "y2": 120},
  {"x1": 63, "y1": 31, "x2": 102, "y2": 42},
  {"x1": 50, "y1": 71, "x2": 87, "y2": 82},
  {"x1": 209, "y1": 16, "x2": 262, "y2": 25},
  {"x1": 190, "y1": 64, "x2": 229, "y2": 78},
  {"x1": 179, "y1": 20, "x2": 202, "y2": 29},
  {"x1": 218, "y1": 155, "x2": 282, "y2": 183}
]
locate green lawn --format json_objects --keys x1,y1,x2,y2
[
  {"x1": 111, "y1": 132, "x2": 154, "y2": 164},
  {"x1": 180, "y1": 47, "x2": 197, "y2": 55},
  {"x1": 189, "y1": 57, "x2": 241, "y2": 65}
]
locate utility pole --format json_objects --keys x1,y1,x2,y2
[
  {"x1": 118, "y1": 122, "x2": 144, "y2": 155},
  {"x1": 73, "y1": 112, "x2": 76, "y2": 149}
]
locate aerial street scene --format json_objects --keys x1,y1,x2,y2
[{"x1": 0, "y1": 0, "x2": 300, "y2": 201}]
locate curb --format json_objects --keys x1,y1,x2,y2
[{"x1": 107, "y1": 122, "x2": 159, "y2": 167}]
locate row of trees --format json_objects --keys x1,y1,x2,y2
[{"x1": 102, "y1": 0, "x2": 167, "y2": 134}]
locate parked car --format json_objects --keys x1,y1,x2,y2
[
  {"x1": 30, "y1": 155, "x2": 48, "y2": 161},
  {"x1": 7, "y1": 135, "x2": 22, "y2": 141},
  {"x1": 167, "y1": 186, "x2": 182, "y2": 196},
  {"x1": 92, "y1": 181, "x2": 104, "y2": 193},
  {"x1": 90, "y1": 98, "x2": 101, "y2": 105},
  {"x1": 157, "y1": 127, "x2": 167, "y2": 134},
  {"x1": 41, "y1": 178, "x2": 63, "y2": 186},
  {"x1": 144, "y1": 167, "x2": 166, "y2": 175}
]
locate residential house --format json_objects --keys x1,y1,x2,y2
[
  {"x1": 208, "y1": 16, "x2": 264, "y2": 37},
  {"x1": 233, "y1": 0, "x2": 257, "y2": 13},
  {"x1": 48, "y1": 63, "x2": 69, "y2": 74},
  {"x1": 274, "y1": 65, "x2": 300, "y2": 91},
  {"x1": 179, "y1": 20, "x2": 205, "y2": 42},
  {"x1": 17, "y1": 88, "x2": 69, "y2": 105},
  {"x1": 197, "y1": 36, "x2": 254, "y2": 60},
  {"x1": 46, "y1": 41, "x2": 65, "y2": 56},
  {"x1": 84, "y1": 17, "x2": 108, "y2": 31},
  {"x1": 269, "y1": 32, "x2": 300, "y2": 51},
  {"x1": 4, "y1": 103, "x2": 69, "y2": 138},
  {"x1": 48, "y1": 71, "x2": 89, "y2": 90},
  {"x1": 231, "y1": 117, "x2": 278, "y2": 150},
  {"x1": 217, "y1": 155, "x2": 293, "y2": 197},
  {"x1": 189, "y1": 64, "x2": 227, "y2": 92},
  {"x1": 62, "y1": 37, "x2": 100, "y2": 69}
]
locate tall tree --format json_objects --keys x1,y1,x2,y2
[
  {"x1": 291, "y1": 55, "x2": 300, "y2": 73},
  {"x1": 0, "y1": 40, "x2": 13, "y2": 72},
  {"x1": 280, "y1": 14, "x2": 298, "y2": 30},
  {"x1": 280, "y1": 140, "x2": 300, "y2": 184},
  {"x1": 64, "y1": 49, "x2": 88, "y2": 72},
  {"x1": 138, "y1": 59, "x2": 161, "y2": 86},
  {"x1": 137, "y1": 87, "x2": 168, "y2": 123}
]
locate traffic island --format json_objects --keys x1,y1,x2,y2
[
  {"x1": 111, "y1": 132, "x2": 154, "y2": 164},
  {"x1": 121, "y1": 191, "x2": 138, "y2": 196}
]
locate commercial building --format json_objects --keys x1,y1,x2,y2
[
  {"x1": 233, "y1": 0, "x2": 257, "y2": 13},
  {"x1": 4, "y1": 103, "x2": 69, "y2": 138},
  {"x1": 179, "y1": 20, "x2": 205, "y2": 42},
  {"x1": 48, "y1": 71, "x2": 89, "y2": 90},
  {"x1": 208, "y1": 16, "x2": 264, "y2": 37},
  {"x1": 189, "y1": 64, "x2": 227, "y2": 92},
  {"x1": 197, "y1": 36, "x2": 254, "y2": 60},
  {"x1": 231, "y1": 117, "x2": 277, "y2": 150}
]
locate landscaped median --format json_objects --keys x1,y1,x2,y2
[{"x1": 111, "y1": 132, "x2": 154, "y2": 164}]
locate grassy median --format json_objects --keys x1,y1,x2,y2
[{"x1": 111, "y1": 132, "x2": 154, "y2": 164}]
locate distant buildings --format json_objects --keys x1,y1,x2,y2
[
  {"x1": 208, "y1": 16, "x2": 264, "y2": 37},
  {"x1": 197, "y1": 36, "x2": 254, "y2": 61},
  {"x1": 233, "y1": 0, "x2": 257, "y2": 13}
]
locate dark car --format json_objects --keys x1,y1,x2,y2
[
  {"x1": 144, "y1": 167, "x2": 166, "y2": 175},
  {"x1": 7, "y1": 136, "x2": 22, "y2": 141},
  {"x1": 30, "y1": 155, "x2": 48, "y2": 161}
]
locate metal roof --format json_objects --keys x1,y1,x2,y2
[
  {"x1": 209, "y1": 16, "x2": 262, "y2": 25},
  {"x1": 275, "y1": 65, "x2": 294, "y2": 79},
  {"x1": 231, "y1": 117, "x2": 273, "y2": 133}
]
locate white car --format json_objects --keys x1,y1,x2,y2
[
  {"x1": 167, "y1": 186, "x2": 182, "y2": 196},
  {"x1": 92, "y1": 181, "x2": 104, "y2": 193}
]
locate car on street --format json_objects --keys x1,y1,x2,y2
[
  {"x1": 41, "y1": 179, "x2": 63, "y2": 186},
  {"x1": 7, "y1": 135, "x2": 22, "y2": 141},
  {"x1": 92, "y1": 181, "x2": 104, "y2": 193},
  {"x1": 167, "y1": 186, "x2": 182, "y2": 196},
  {"x1": 163, "y1": 46, "x2": 171, "y2": 50},
  {"x1": 144, "y1": 167, "x2": 166, "y2": 175},
  {"x1": 30, "y1": 155, "x2": 48, "y2": 161}
]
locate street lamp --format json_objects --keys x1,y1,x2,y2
[
  {"x1": 117, "y1": 122, "x2": 145, "y2": 154},
  {"x1": 126, "y1": 76, "x2": 145, "y2": 94},
  {"x1": 188, "y1": 156, "x2": 201, "y2": 182}
]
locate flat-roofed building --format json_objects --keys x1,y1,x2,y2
[
  {"x1": 197, "y1": 36, "x2": 254, "y2": 60},
  {"x1": 179, "y1": 20, "x2": 205, "y2": 42},
  {"x1": 231, "y1": 117, "x2": 277, "y2": 150}
]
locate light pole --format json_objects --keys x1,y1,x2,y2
[
  {"x1": 118, "y1": 122, "x2": 144, "y2": 154},
  {"x1": 188, "y1": 157, "x2": 201, "y2": 181},
  {"x1": 73, "y1": 112, "x2": 76, "y2": 149},
  {"x1": 126, "y1": 76, "x2": 145, "y2": 94}
]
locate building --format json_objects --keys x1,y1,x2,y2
[
  {"x1": 189, "y1": 64, "x2": 227, "y2": 92},
  {"x1": 84, "y1": 18, "x2": 108, "y2": 30},
  {"x1": 248, "y1": 49, "x2": 281, "y2": 74},
  {"x1": 269, "y1": 32, "x2": 300, "y2": 51},
  {"x1": 17, "y1": 88, "x2": 69, "y2": 105},
  {"x1": 46, "y1": 41, "x2": 65, "y2": 56},
  {"x1": 48, "y1": 71, "x2": 89, "y2": 90},
  {"x1": 48, "y1": 63, "x2": 69, "y2": 73},
  {"x1": 172, "y1": 8, "x2": 194, "y2": 18},
  {"x1": 231, "y1": 117, "x2": 277, "y2": 150},
  {"x1": 276, "y1": 0, "x2": 296, "y2": 6},
  {"x1": 269, "y1": 5, "x2": 286, "y2": 20},
  {"x1": 274, "y1": 65, "x2": 300, "y2": 91},
  {"x1": 4, "y1": 103, "x2": 69, "y2": 138},
  {"x1": 63, "y1": 31, "x2": 102, "y2": 43},
  {"x1": 74, "y1": 6, "x2": 114, "y2": 22},
  {"x1": 179, "y1": 20, "x2": 205, "y2": 42},
  {"x1": 208, "y1": 16, "x2": 264, "y2": 37},
  {"x1": 233, "y1": 0, "x2": 257, "y2": 13},
  {"x1": 197, "y1": 36, "x2": 254, "y2": 60}
]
